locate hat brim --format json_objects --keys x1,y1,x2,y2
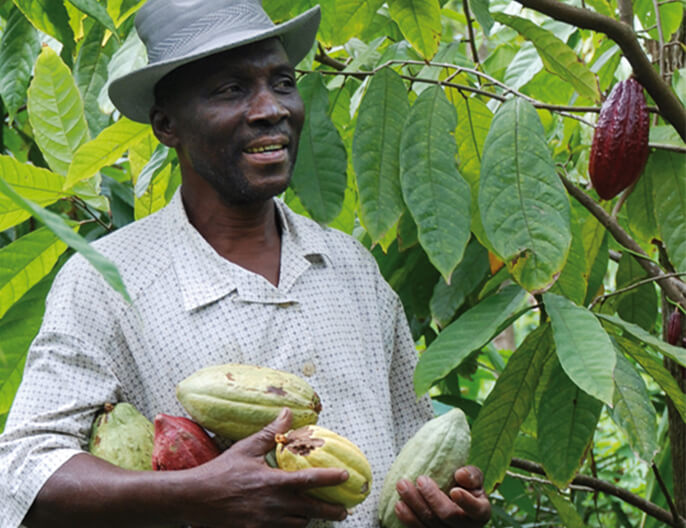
[{"x1": 108, "y1": 5, "x2": 320, "y2": 123}]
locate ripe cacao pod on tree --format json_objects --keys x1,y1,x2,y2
[
  {"x1": 378, "y1": 408, "x2": 471, "y2": 528},
  {"x1": 88, "y1": 402, "x2": 154, "y2": 471},
  {"x1": 667, "y1": 308, "x2": 683, "y2": 346},
  {"x1": 176, "y1": 363, "x2": 321, "y2": 441},
  {"x1": 152, "y1": 414, "x2": 222, "y2": 470},
  {"x1": 588, "y1": 77, "x2": 650, "y2": 200},
  {"x1": 275, "y1": 425, "x2": 373, "y2": 509}
]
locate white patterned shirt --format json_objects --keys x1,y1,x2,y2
[{"x1": 0, "y1": 189, "x2": 433, "y2": 528}]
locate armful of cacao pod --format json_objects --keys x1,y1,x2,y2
[{"x1": 23, "y1": 408, "x2": 350, "y2": 528}]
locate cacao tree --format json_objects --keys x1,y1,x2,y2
[{"x1": 0, "y1": 0, "x2": 685, "y2": 525}]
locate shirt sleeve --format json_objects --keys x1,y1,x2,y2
[{"x1": 0, "y1": 257, "x2": 123, "y2": 528}]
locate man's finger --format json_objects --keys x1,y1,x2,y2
[
  {"x1": 453, "y1": 465, "x2": 484, "y2": 490},
  {"x1": 415, "y1": 476, "x2": 463, "y2": 519},
  {"x1": 278, "y1": 466, "x2": 350, "y2": 490},
  {"x1": 232, "y1": 407, "x2": 293, "y2": 456},
  {"x1": 448, "y1": 487, "x2": 492, "y2": 522},
  {"x1": 394, "y1": 499, "x2": 426, "y2": 528},
  {"x1": 395, "y1": 478, "x2": 437, "y2": 522}
]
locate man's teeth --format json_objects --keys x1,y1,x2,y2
[{"x1": 245, "y1": 144, "x2": 284, "y2": 153}]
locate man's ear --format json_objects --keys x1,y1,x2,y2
[{"x1": 150, "y1": 105, "x2": 179, "y2": 148}]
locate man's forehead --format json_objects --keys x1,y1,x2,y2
[{"x1": 190, "y1": 37, "x2": 291, "y2": 76}]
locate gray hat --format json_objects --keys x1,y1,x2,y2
[{"x1": 109, "y1": 0, "x2": 320, "y2": 123}]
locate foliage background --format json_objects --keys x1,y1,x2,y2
[{"x1": 0, "y1": 0, "x2": 685, "y2": 526}]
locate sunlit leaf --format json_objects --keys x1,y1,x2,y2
[
  {"x1": 388, "y1": 0, "x2": 442, "y2": 60},
  {"x1": 13, "y1": 0, "x2": 74, "y2": 55},
  {"x1": 66, "y1": 0, "x2": 117, "y2": 35},
  {"x1": 319, "y1": 0, "x2": 385, "y2": 47}
]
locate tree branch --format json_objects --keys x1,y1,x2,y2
[
  {"x1": 557, "y1": 172, "x2": 686, "y2": 307},
  {"x1": 513, "y1": 0, "x2": 686, "y2": 141},
  {"x1": 510, "y1": 458, "x2": 683, "y2": 527},
  {"x1": 590, "y1": 272, "x2": 686, "y2": 309}
]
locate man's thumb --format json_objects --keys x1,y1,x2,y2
[{"x1": 237, "y1": 407, "x2": 292, "y2": 456}]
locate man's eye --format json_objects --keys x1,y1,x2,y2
[
  {"x1": 275, "y1": 78, "x2": 295, "y2": 90},
  {"x1": 214, "y1": 84, "x2": 242, "y2": 96}
]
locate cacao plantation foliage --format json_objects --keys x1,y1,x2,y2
[{"x1": 0, "y1": 0, "x2": 685, "y2": 525}]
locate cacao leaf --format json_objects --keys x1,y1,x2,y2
[
  {"x1": 479, "y1": 98, "x2": 571, "y2": 293},
  {"x1": 626, "y1": 156, "x2": 658, "y2": 246},
  {"x1": 0, "y1": 7, "x2": 40, "y2": 122},
  {"x1": 400, "y1": 85, "x2": 471, "y2": 282},
  {"x1": 0, "y1": 227, "x2": 67, "y2": 319},
  {"x1": 66, "y1": 0, "x2": 117, "y2": 35},
  {"x1": 598, "y1": 313, "x2": 686, "y2": 367},
  {"x1": 66, "y1": 118, "x2": 151, "y2": 190},
  {"x1": 27, "y1": 46, "x2": 90, "y2": 176},
  {"x1": 543, "y1": 292, "x2": 615, "y2": 405},
  {"x1": 469, "y1": 324, "x2": 552, "y2": 493},
  {"x1": 98, "y1": 29, "x2": 147, "y2": 114},
  {"x1": 12, "y1": 0, "x2": 74, "y2": 56},
  {"x1": 0, "y1": 176, "x2": 131, "y2": 303},
  {"x1": 352, "y1": 67, "x2": 408, "y2": 243},
  {"x1": 615, "y1": 254, "x2": 657, "y2": 332},
  {"x1": 0, "y1": 269, "x2": 56, "y2": 434},
  {"x1": 73, "y1": 22, "x2": 119, "y2": 136},
  {"x1": 549, "y1": 202, "x2": 588, "y2": 305},
  {"x1": 388, "y1": 0, "x2": 442, "y2": 60},
  {"x1": 610, "y1": 352, "x2": 658, "y2": 463},
  {"x1": 319, "y1": 0, "x2": 385, "y2": 47},
  {"x1": 414, "y1": 284, "x2": 529, "y2": 396},
  {"x1": 611, "y1": 334, "x2": 686, "y2": 422},
  {"x1": 492, "y1": 13, "x2": 599, "y2": 102},
  {"x1": 430, "y1": 238, "x2": 489, "y2": 328},
  {"x1": 0, "y1": 155, "x2": 65, "y2": 231},
  {"x1": 291, "y1": 73, "x2": 347, "y2": 224},
  {"x1": 504, "y1": 43, "x2": 543, "y2": 92},
  {"x1": 135, "y1": 164, "x2": 172, "y2": 220},
  {"x1": 542, "y1": 487, "x2": 585, "y2": 528},
  {"x1": 106, "y1": 0, "x2": 145, "y2": 27},
  {"x1": 652, "y1": 151, "x2": 686, "y2": 276},
  {"x1": 581, "y1": 210, "x2": 608, "y2": 306},
  {"x1": 469, "y1": 0, "x2": 494, "y2": 35},
  {"x1": 537, "y1": 357, "x2": 603, "y2": 489}
]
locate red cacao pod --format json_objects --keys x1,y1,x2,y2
[
  {"x1": 589, "y1": 77, "x2": 650, "y2": 200},
  {"x1": 152, "y1": 414, "x2": 221, "y2": 470},
  {"x1": 667, "y1": 308, "x2": 683, "y2": 346}
]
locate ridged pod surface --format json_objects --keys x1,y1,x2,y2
[
  {"x1": 152, "y1": 414, "x2": 222, "y2": 470},
  {"x1": 88, "y1": 402, "x2": 154, "y2": 471},
  {"x1": 176, "y1": 364, "x2": 321, "y2": 441},
  {"x1": 589, "y1": 77, "x2": 650, "y2": 200},
  {"x1": 275, "y1": 425, "x2": 373, "y2": 509},
  {"x1": 667, "y1": 308, "x2": 683, "y2": 346},
  {"x1": 378, "y1": 408, "x2": 471, "y2": 528}
]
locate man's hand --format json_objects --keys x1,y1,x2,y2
[
  {"x1": 394, "y1": 466, "x2": 491, "y2": 527},
  {"x1": 184, "y1": 407, "x2": 350, "y2": 527}
]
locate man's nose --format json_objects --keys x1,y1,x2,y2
[{"x1": 247, "y1": 87, "x2": 289, "y2": 125}]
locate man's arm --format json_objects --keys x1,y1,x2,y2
[{"x1": 24, "y1": 409, "x2": 349, "y2": 528}]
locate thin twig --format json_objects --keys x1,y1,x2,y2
[
  {"x1": 69, "y1": 196, "x2": 113, "y2": 232},
  {"x1": 511, "y1": 458, "x2": 679, "y2": 526},
  {"x1": 462, "y1": 0, "x2": 481, "y2": 71},
  {"x1": 652, "y1": 0, "x2": 666, "y2": 78},
  {"x1": 653, "y1": 463, "x2": 686, "y2": 528},
  {"x1": 590, "y1": 272, "x2": 686, "y2": 309},
  {"x1": 505, "y1": 470, "x2": 595, "y2": 492}
]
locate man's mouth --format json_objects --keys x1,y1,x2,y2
[{"x1": 244, "y1": 143, "x2": 286, "y2": 154}]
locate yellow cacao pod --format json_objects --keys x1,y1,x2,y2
[
  {"x1": 176, "y1": 364, "x2": 321, "y2": 441},
  {"x1": 378, "y1": 408, "x2": 471, "y2": 527},
  {"x1": 275, "y1": 425, "x2": 373, "y2": 509}
]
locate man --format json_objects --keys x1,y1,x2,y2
[{"x1": 0, "y1": 1, "x2": 491, "y2": 526}]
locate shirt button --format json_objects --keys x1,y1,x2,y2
[{"x1": 302, "y1": 361, "x2": 316, "y2": 377}]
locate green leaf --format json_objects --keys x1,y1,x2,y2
[
  {"x1": 388, "y1": 0, "x2": 442, "y2": 60},
  {"x1": 13, "y1": 0, "x2": 74, "y2": 56},
  {"x1": 598, "y1": 313, "x2": 686, "y2": 367},
  {"x1": 0, "y1": 7, "x2": 40, "y2": 122},
  {"x1": 449, "y1": 93, "x2": 494, "y2": 253},
  {"x1": 0, "y1": 227, "x2": 67, "y2": 319},
  {"x1": 319, "y1": 0, "x2": 385, "y2": 47},
  {"x1": 504, "y1": 43, "x2": 542, "y2": 92},
  {"x1": 352, "y1": 67, "x2": 408, "y2": 243},
  {"x1": 537, "y1": 357, "x2": 603, "y2": 489},
  {"x1": 469, "y1": 0, "x2": 494, "y2": 35},
  {"x1": 430, "y1": 237, "x2": 489, "y2": 328},
  {"x1": 492, "y1": 13, "x2": 599, "y2": 102},
  {"x1": 542, "y1": 487, "x2": 585, "y2": 528},
  {"x1": 414, "y1": 284, "x2": 529, "y2": 396},
  {"x1": 27, "y1": 46, "x2": 90, "y2": 176},
  {"x1": 615, "y1": 253, "x2": 657, "y2": 332},
  {"x1": 544, "y1": 292, "x2": 615, "y2": 405},
  {"x1": 98, "y1": 28, "x2": 147, "y2": 114},
  {"x1": 581, "y1": 208, "x2": 608, "y2": 306},
  {"x1": 0, "y1": 155, "x2": 65, "y2": 231},
  {"x1": 65, "y1": 117, "x2": 151, "y2": 190},
  {"x1": 611, "y1": 352, "x2": 658, "y2": 463},
  {"x1": 135, "y1": 144, "x2": 171, "y2": 198},
  {"x1": 479, "y1": 98, "x2": 571, "y2": 293},
  {"x1": 291, "y1": 73, "x2": 347, "y2": 224},
  {"x1": 549, "y1": 202, "x2": 588, "y2": 305},
  {"x1": 0, "y1": 175, "x2": 131, "y2": 303},
  {"x1": 74, "y1": 22, "x2": 118, "y2": 136},
  {"x1": 400, "y1": 85, "x2": 471, "y2": 281},
  {"x1": 652, "y1": 151, "x2": 686, "y2": 274},
  {"x1": 469, "y1": 324, "x2": 552, "y2": 492},
  {"x1": 611, "y1": 333, "x2": 686, "y2": 422},
  {"x1": 626, "y1": 155, "x2": 659, "y2": 245},
  {"x1": 135, "y1": 164, "x2": 172, "y2": 220},
  {"x1": 66, "y1": 0, "x2": 117, "y2": 35},
  {"x1": 0, "y1": 269, "x2": 56, "y2": 430}
]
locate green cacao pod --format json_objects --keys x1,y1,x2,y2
[
  {"x1": 176, "y1": 364, "x2": 322, "y2": 441},
  {"x1": 589, "y1": 77, "x2": 650, "y2": 200},
  {"x1": 275, "y1": 425, "x2": 373, "y2": 509},
  {"x1": 88, "y1": 402, "x2": 154, "y2": 471},
  {"x1": 378, "y1": 408, "x2": 471, "y2": 528}
]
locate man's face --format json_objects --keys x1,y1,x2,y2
[{"x1": 155, "y1": 38, "x2": 305, "y2": 206}]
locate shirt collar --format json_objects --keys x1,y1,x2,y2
[{"x1": 164, "y1": 189, "x2": 332, "y2": 311}]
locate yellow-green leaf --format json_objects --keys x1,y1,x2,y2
[{"x1": 388, "y1": 0, "x2": 442, "y2": 60}]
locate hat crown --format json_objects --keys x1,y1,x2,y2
[{"x1": 136, "y1": 0, "x2": 275, "y2": 64}]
